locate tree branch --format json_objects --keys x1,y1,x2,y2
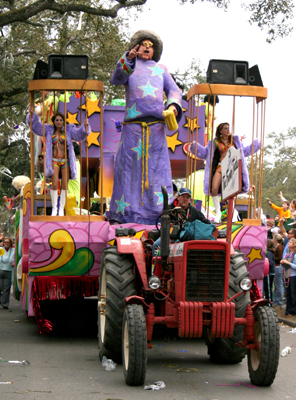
[
  {"x1": 12, "y1": 50, "x2": 41, "y2": 57},
  {"x1": 0, "y1": 139, "x2": 29, "y2": 152},
  {"x1": 0, "y1": 88, "x2": 28, "y2": 104},
  {"x1": 0, "y1": 0, "x2": 148, "y2": 28}
]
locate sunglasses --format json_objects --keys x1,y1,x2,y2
[{"x1": 141, "y1": 41, "x2": 153, "y2": 47}]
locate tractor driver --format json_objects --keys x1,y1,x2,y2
[
  {"x1": 169, "y1": 188, "x2": 212, "y2": 224},
  {"x1": 152, "y1": 188, "x2": 212, "y2": 255}
]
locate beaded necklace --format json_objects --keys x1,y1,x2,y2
[
  {"x1": 283, "y1": 251, "x2": 294, "y2": 287},
  {"x1": 0, "y1": 246, "x2": 12, "y2": 264}
]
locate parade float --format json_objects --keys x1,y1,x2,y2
[{"x1": 13, "y1": 74, "x2": 268, "y2": 336}]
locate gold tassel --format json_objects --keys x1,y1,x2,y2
[{"x1": 145, "y1": 126, "x2": 150, "y2": 190}]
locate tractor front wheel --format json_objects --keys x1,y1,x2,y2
[
  {"x1": 98, "y1": 247, "x2": 136, "y2": 362},
  {"x1": 247, "y1": 305, "x2": 280, "y2": 386},
  {"x1": 122, "y1": 304, "x2": 147, "y2": 386}
]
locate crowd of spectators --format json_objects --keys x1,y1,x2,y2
[{"x1": 263, "y1": 192, "x2": 296, "y2": 316}]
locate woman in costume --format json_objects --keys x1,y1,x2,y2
[
  {"x1": 280, "y1": 237, "x2": 296, "y2": 316},
  {"x1": 108, "y1": 30, "x2": 183, "y2": 225},
  {"x1": 0, "y1": 237, "x2": 15, "y2": 309},
  {"x1": 191, "y1": 122, "x2": 260, "y2": 222},
  {"x1": 27, "y1": 107, "x2": 89, "y2": 216}
]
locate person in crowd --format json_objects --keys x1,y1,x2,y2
[
  {"x1": 278, "y1": 191, "x2": 296, "y2": 219},
  {"x1": 272, "y1": 233, "x2": 285, "y2": 307},
  {"x1": 190, "y1": 122, "x2": 260, "y2": 223},
  {"x1": 267, "y1": 219, "x2": 274, "y2": 239},
  {"x1": 173, "y1": 183, "x2": 178, "y2": 197},
  {"x1": 27, "y1": 106, "x2": 89, "y2": 216},
  {"x1": 152, "y1": 188, "x2": 212, "y2": 255},
  {"x1": 266, "y1": 198, "x2": 291, "y2": 221},
  {"x1": 279, "y1": 217, "x2": 296, "y2": 248},
  {"x1": 108, "y1": 30, "x2": 182, "y2": 225},
  {"x1": 255, "y1": 207, "x2": 267, "y2": 226},
  {"x1": 280, "y1": 237, "x2": 296, "y2": 316},
  {"x1": 0, "y1": 237, "x2": 15, "y2": 309},
  {"x1": 264, "y1": 239, "x2": 275, "y2": 302}
]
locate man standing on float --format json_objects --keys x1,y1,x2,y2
[{"x1": 108, "y1": 30, "x2": 182, "y2": 225}]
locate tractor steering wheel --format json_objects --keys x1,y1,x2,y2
[{"x1": 155, "y1": 207, "x2": 187, "y2": 232}]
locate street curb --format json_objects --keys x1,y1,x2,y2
[{"x1": 278, "y1": 317, "x2": 296, "y2": 328}]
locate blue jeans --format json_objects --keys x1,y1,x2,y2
[
  {"x1": 273, "y1": 266, "x2": 284, "y2": 305},
  {"x1": 0, "y1": 270, "x2": 12, "y2": 308}
]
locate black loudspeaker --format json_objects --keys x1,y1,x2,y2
[
  {"x1": 33, "y1": 60, "x2": 48, "y2": 80},
  {"x1": 248, "y1": 65, "x2": 263, "y2": 87},
  {"x1": 48, "y1": 55, "x2": 89, "y2": 79},
  {"x1": 207, "y1": 59, "x2": 249, "y2": 85}
]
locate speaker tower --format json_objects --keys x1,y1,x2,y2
[
  {"x1": 33, "y1": 60, "x2": 48, "y2": 80},
  {"x1": 48, "y1": 55, "x2": 89, "y2": 79},
  {"x1": 207, "y1": 60, "x2": 249, "y2": 85}
]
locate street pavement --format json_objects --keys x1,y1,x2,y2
[{"x1": 1, "y1": 297, "x2": 296, "y2": 400}]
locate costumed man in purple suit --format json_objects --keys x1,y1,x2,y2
[{"x1": 108, "y1": 30, "x2": 183, "y2": 225}]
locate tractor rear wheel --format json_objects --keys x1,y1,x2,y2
[
  {"x1": 98, "y1": 247, "x2": 135, "y2": 362},
  {"x1": 247, "y1": 305, "x2": 279, "y2": 386},
  {"x1": 207, "y1": 250, "x2": 250, "y2": 364},
  {"x1": 123, "y1": 304, "x2": 147, "y2": 386}
]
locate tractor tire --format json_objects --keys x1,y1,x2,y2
[
  {"x1": 247, "y1": 305, "x2": 280, "y2": 386},
  {"x1": 98, "y1": 247, "x2": 136, "y2": 363},
  {"x1": 122, "y1": 304, "x2": 147, "y2": 386},
  {"x1": 207, "y1": 250, "x2": 250, "y2": 364}
]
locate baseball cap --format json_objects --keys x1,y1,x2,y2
[{"x1": 178, "y1": 188, "x2": 191, "y2": 197}]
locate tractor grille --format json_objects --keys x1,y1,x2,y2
[{"x1": 186, "y1": 249, "x2": 225, "y2": 301}]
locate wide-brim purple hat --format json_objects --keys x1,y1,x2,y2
[{"x1": 129, "y1": 30, "x2": 163, "y2": 62}]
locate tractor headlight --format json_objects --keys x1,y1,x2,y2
[
  {"x1": 239, "y1": 278, "x2": 252, "y2": 291},
  {"x1": 148, "y1": 276, "x2": 161, "y2": 290}
]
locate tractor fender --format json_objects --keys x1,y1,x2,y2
[
  {"x1": 125, "y1": 295, "x2": 149, "y2": 310},
  {"x1": 116, "y1": 237, "x2": 148, "y2": 289},
  {"x1": 250, "y1": 298, "x2": 269, "y2": 310}
]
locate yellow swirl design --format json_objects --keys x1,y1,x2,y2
[
  {"x1": 0, "y1": 248, "x2": 5, "y2": 256},
  {"x1": 32, "y1": 230, "x2": 75, "y2": 273}
]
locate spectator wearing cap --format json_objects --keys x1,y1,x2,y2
[{"x1": 152, "y1": 188, "x2": 211, "y2": 256}]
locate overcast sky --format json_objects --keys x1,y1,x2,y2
[{"x1": 123, "y1": 0, "x2": 295, "y2": 141}]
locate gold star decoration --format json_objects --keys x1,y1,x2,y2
[
  {"x1": 183, "y1": 116, "x2": 200, "y2": 132},
  {"x1": 80, "y1": 99, "x2": 101, "y2": 117},
  {"x1": 66, "y1": 111, "x2": 79, "y2": 125},
  {"x1": 166, "y1": 131, "x2": 183, "y2": 153},
  {"x1": 246, "y1": 248, "x2": 263, "y2": 264},
  {"x1": 87, "y1": 130, "x2": 101, "y2": 147}
]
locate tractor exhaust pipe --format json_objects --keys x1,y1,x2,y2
[{"x1": 160, "y1": 186, "x2": 170, "y2": 266}]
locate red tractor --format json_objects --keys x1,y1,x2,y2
[{"x1": 98, "y1": 187, "x2": 280, "y2": 386}]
